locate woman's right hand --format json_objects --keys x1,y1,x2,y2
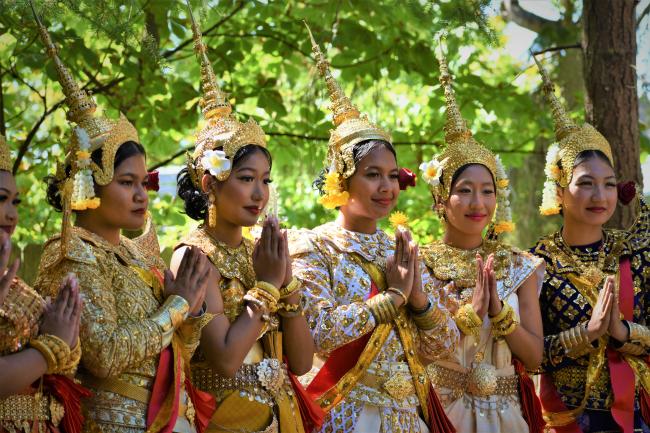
[
  {"x1": 386, "y1": 231, "x2": 415, "y2": 302},
  {"x1": 164, "y1": 246, "x2": 210, "y2": 314},
  {"x1": 253, "y1": 217, "x2": 286, "y2": 288},
  {"x1": 471, "y1": 253, "x2": 491, "y2": 319},
  {"x1": 40, "y1": 274, "x2": 82, "y2": 347},
  {"x1": 586, "y1": 276, "x2": 614, "y2": 342},
  {"x1": 0, "y1": 232, "x2": 19, "y2": 307}
]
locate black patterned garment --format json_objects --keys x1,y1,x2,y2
[{"x1": 531, "y1": 200, "x2": 650, "y2": 432}]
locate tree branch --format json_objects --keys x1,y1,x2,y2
[
  {"x1": 637, "y1": 2, "x2": 650, "y2": 27},
  {"x1": 161, "y1": 1, "x2": 245, "y2": 59},
  {"x1": 531, "y1": 43, "x2": 582, "y2": 56},
  {"x1": 501, "y1": 0, "x2": 561, "y2": 33}
]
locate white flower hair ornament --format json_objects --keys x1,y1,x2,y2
[
  {"x1": 70, "y1": 126, "x2": 100, "y2": 211},
  {"x1": 201, "y1": 149, "x2": 232, "y2": 179},
  {"x1": 492, "y1": 155, "x2": 515, "y2": 234},
  {"x1": 419, "y1": 157, "x2": 448, "y2": 189},
  {"x1": 539, "y1": 144, "x2": 562, "y2": 215}
]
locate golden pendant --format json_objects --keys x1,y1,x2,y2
[{"x1": 467, "y1": 362, "x2": 498, "y2": 396}]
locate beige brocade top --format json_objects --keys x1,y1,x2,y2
[{"x1": 34, "y1": 226, "x2": 206, "y2": 433}]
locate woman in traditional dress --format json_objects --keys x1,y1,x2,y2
[
  {"x1": 30, "y1": 13, "x2": 215, "y2": 433},
  {"x1": 530, "y1": 56, "x2": 650, "y2": 433},
  {"x1": 0, "y1": 133, "x2": 88, "y2": 433},
  {"x1": 287, "y1": 25, "x2": 459, "y2": 433},
  {"x1": 172, "y1": 4, "x2": 317, "y2": 433},
  {"x1": 419, "y1": 49, "x2": 545, "y2": 433}
]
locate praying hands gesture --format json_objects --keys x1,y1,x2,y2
[
  {"x1": 385, "y1": 230, "x2": 417, "y2": 307},
  {"x1": 472, "y1": 253, "x2": 498, "y2": 319},
  {"x1": 586, "y1": 276, "x2": 615, "y2": 342}
]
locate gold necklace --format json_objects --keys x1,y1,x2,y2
[
  {"x1": 553, "y1": 232, "x2": 608, "y2": 287},
  {"x1": 201, "y1": 227, "x2": 256, "y2": 289},
  {"x1": 422, "y1": 239, "x2": 512, "y2": 290}
]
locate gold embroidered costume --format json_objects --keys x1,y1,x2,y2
[
  {"x1": 422, "y1": 240, "x2": 543, "y2": 432},
  {"x1": 290, "y1": 222, "x2": 458, "y2": 433},
  {"x1": 34, "y1": 227, "x2": 206, "y2": 433}
]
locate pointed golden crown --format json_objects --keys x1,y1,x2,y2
[
  {"x1": 0, "y1": 134, "x2": 11, "y2": 172},
  {"x1": 33, "y1": 8, "x2": 139, "y2": 186},
  {"x1": 305, "y1": 22, "x2": 391, "y2": 179},
  {"x1": 533, "y1": 55, "x2": 613, "y2": 187},
  {"x1": 435, "y1": 49, "x2": 496, "y2": 199},
  {"x1": 186, "y1": 0, "x2": 266, "y2": 185}
]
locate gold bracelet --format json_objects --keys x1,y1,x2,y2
[
  {"x1": 490, "y1": 303, "x2": 518, "y2": 337},
  {"x1": 278, "y1": 301, "x2": 301, "y2": 312},
  {"x1": 280, "y1": 277, "x2": 301, "y2": 299},
  {"x1": 454, "y1": 303, "x2": 482, "y2": 338},
  {"x1": 386, "y1": 287, "x2": 408, "y2": 305},
  {"x1": 366, "y1": 293, "x2": 398, "y2": 324},
  {"x1": 30, "y1": 334, "x2": 71, "y2": 374},
  {"x1": 255, "y1": 281, "x2": 281, "y2": 301},
  {"x1": 278, "y1": 309, "x2": 304, "y2": 318},
  {"x1": 244, "y1": 288, "x2": 279, "y2": 313},
  {"x1": 412, "y1": 305, "x2": 445, "y2": 330}
]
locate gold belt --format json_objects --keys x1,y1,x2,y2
[
  {"x1": 359, "y1": 361, "x2": 416, "y2": 401},
  {"x1": 428, "y1": 363, "x2": 518, "y2": 398},
  {"x1": 0, "y1": 393, "x2": 64, "y2": 425}
]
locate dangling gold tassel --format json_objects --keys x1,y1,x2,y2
[{"x1": 208, "y1": 192, "x2": 217, "y2": 227}]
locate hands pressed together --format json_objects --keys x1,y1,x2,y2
[{"x1": 385, "y1": 230, "x2": 428, "y2": 310}]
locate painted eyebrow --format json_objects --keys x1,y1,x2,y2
[
  {"x1": 575, "y1": 175, "x2": 617, "y2": 180},
  {"x1": 234, "y1": 166, "x2": 271, "y2": 175},
  {"x1": 455, "y1": 180, "x2": 494, "y2": 186},
  {"x1": 0, "y1": 187, "x2": 10, "y2": 194},
  {"x1": 118, "y1": 173, "x2": 148, "y2": 181},
  {"x1": 364, "y1": 165, "x2": 398, "y2": 171}
]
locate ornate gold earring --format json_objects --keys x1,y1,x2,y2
[{"x1": 208, "y1": 192, "x2": 217, "y2": 227}]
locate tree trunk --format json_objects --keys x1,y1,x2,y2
[{"x1": 583, "y1": 0, "x2": 641, "y2": 229}]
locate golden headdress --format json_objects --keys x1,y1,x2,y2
[
  {"x1": 420, "y1": 46, "x2": 514, "y2": 234},
  {"x1": 533, "y1": 55, "x2": 613, "y2": 215},
  {"x1": 185, "y1": 0, "x2": 266, "y2": 186},
  {"x1": 32, "y1": 5, "x2": 139, "y2": 261},
  {"x1": 304, "y1": 22, "x2": 392, "y2": 209},
  {"x1": 0, "y1": 134, "x2": 11, "y2": 172}
]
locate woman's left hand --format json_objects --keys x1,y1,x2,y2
[
  {"x1": 407, "y1": 243, "x2": 428, "y2": 310},
  {"x1": 608, "y1": 282, "x2": 629, "y2": 342},
  {"x1": 484, "y1": 255, "x2": 502, "y2": 317}
]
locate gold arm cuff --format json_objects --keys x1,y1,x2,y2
[
  {"x1": 558, "y1": 323, "x2": 592, "y2": 359},
  {"x1": 366, "y1": 293, "x2": 398, "y2": 324},
  {"x1": 279, "y1": 277, "x2": 301, "y2": 299},
  {"x1": 255, "y1": 281, "x2": 281, "y2": 301},
  {"x1": 151, "y1": 295, "x2": 190, "y2": 347},
  {"x1": 59, "y1": 337, "x2": 82, "y2": 375},
  {"x1": 490, "y1": 303, "x2": 518, "y2": 337},
  {"x1": 454, "y1": 303, "x2": 482, "y2": 338},
  {"x1": 386, "y1": 287, "x2": 408, "y2": 305},
  {"x1": 30, "y1": 334, "x2": 71, "y2": 375},
  {"x1": 411, "y1": 303, "x2": 445, "y2": 331},
  {"x1": 629, "y1": 322, "x2": 650, "y2": 348},
  {"x1": 244, "y1": 287, "x2": 279, "y2": 313},
  {"x1": 617, "y1": 342, "x2": 645, "y2": 356}
]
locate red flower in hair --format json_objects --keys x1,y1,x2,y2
[
  {"x1": 617, "y1": 181, "x2": 636, "y2": 205},
  {"x1": 146, "y1": 170, "x2": 160, "y2": 192},
  {"x1": 398, "y1": 168, "x2": 416, "y2": 190}
]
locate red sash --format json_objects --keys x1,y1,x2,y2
[
  {"x1": 145, "y1": 268, "x2": 216, "y2": 433},
  {"x1": 607, "y1": 257, "x2": 635, "y2": 433},
  {"x1": 305, "y1": 282, "x2": 380, "y2": 401},
  {"x1": 288, "y1": 368, "x2": 325, "y2": 432}
]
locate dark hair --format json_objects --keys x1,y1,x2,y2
[
  {"x1": 177, "y1": 144, "x2": 272, "y2": 221},
  {"x1": 447, "y1": 163, "x2": 496, "y2": 192},
  {"x1": 572, "y1": 149, "x2": 612, "y2": 169},
  {"x1": 313, "y1": 139, "x2": 396, "y2": 195},
  {"x1": 45, "y1": 141, "x2": 146, "y2": 211}
]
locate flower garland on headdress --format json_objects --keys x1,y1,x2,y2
[
  {"x1": 420, "y1": 44, "x2": 514, "y2": 236},
  {"x1": 532, "y1": 54, "x2": 614, "y2": 216},
  {"x1": 304, "y1": 22, "x2": 392, "y2": 209}
]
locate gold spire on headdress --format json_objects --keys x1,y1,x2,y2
[
  {"x1": 434, "y1": 48, "x2": 497, "y2": 200},
  {"x1": 185, "y1": 0, "x2": 266, "y2": 185},
  {"x1": 533, "y1": 54, "x2": 613, "y2": 188},
  {"x1": 32, "y1": 4, "x2": 139, "y2": 186},
  {"x1": 0, "y1": 134, "x2": 11, "y2": 172},
  {"x1": 304, "y1": 22, "x2": 391, "y2": 179}
]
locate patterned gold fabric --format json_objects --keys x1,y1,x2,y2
[
  {"x1": 422, "y1": 240, "x2": 544, "y2": 432},
  {"x1": 532, "y1": 227, "x2": 650, "y2": 426},
  {"x1": 34, "y1": 226, "x2": 205, "y2": 433},
  {"x1": 290, "y1": 222, "x2": 458, "y2": 433}
]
